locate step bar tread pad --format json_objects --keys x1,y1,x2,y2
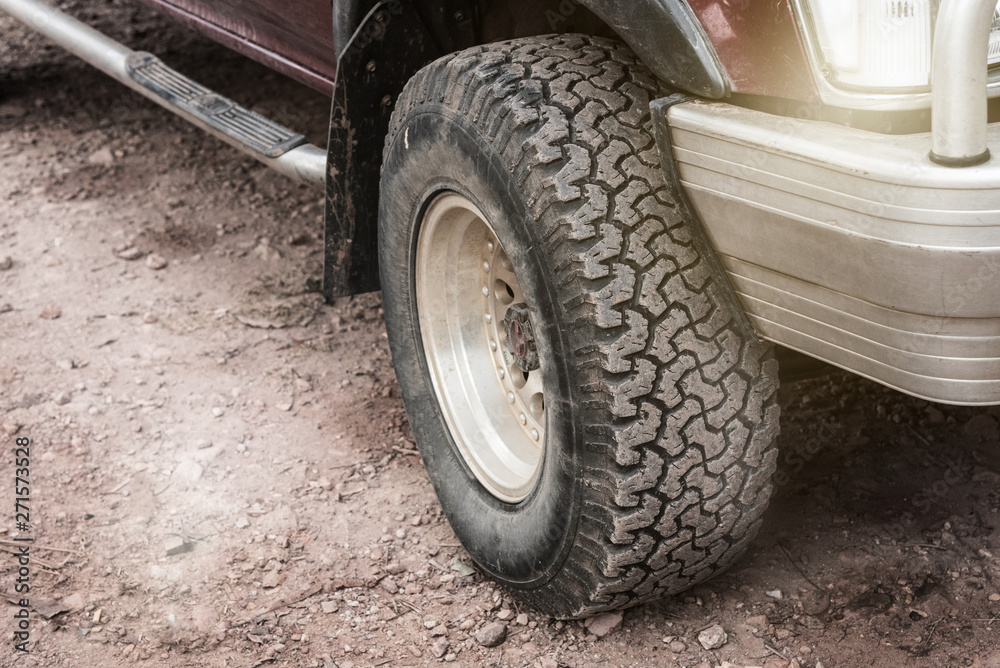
[{"x1": 125, "y1": 52, "x2": 306, "y2": 158}]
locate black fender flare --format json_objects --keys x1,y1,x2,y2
[{"x1": 575, "y1": 0, "x2": 729, "y2": 99}]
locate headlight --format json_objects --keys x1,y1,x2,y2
[{"x1": 799, "y1": 0, "x2": 1000, "y2": 92}]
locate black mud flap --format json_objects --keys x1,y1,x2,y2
[{"x1": 323, "y1": 0, "x2": 441, "y2": 298}]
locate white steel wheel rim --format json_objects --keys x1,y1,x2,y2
[{"x1": 416, "y1": 193, "x2": 546, "y2": 503}]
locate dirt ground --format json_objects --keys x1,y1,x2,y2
[{"x1": 2, "y1": 3, "x2": 1000, "y2": 667}]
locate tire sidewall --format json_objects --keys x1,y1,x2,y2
[{"x1": 379, "y1": 108, "x2": 583, "y2": 587}]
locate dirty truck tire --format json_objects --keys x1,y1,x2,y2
[{"x1": 379, "y1": 34, "x2": 780, "y2": 618}]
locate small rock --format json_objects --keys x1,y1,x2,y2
[
  {"x1": 540, "y1": 658, "x2": 559, "y2": 668},
  {"x1": 61, "y1": 593, "x2": 85, "y2": 611},
  {"x1": 53, "y1": 391, "x2": 71, "y2": 405},
  {"x1": 164, "y1": 536, "x2": 192, "y2": 557},
  {"x1": 990, "y1": 593, "x2": 1000, "y2": 602},
  {"x1": 87, "y1": 147, "x2": 114, "y2": 166},
  {"x1": 496, "y1": 609, "x2": 514, "y2": 621},
  {"x1": 43, "y1": 255, "x2": 61, "y2": 267},
  {"x1": 451, "y1": 560, "x2": 475, "y2": 577},
  {"x1": 143, "y1": 312, "x2": 158, "y2": 324},
  {"x1": 516, "y1": 613, "x2": 529, "y2": 626},
  {"x1": 0, "y1": 303, "x2": 12, "y2": 314},
  {"x1": 431, "y1": 637, "x2": 449, "y2": 659},
  {"x1": 275, "y1": 400, "x2": 293, "y2": 412},
  {"x1": 114, "y1": 245, "x2": 144, "y2": 261},
  {"x1": 173, "y1": 460, "x2": 203, "y2": 483},
  {"x1": 926, "y1": 405, "x2": 945, "y2": 424},
  {"x1": 56, "y1": 359, "x2": 75, "y2": 371},
  {"x1": 321, "y1": 600, "x2": 338, "y2": 614},
  {"x1": 584, "y1": 611, "x2": 623, "y2": 638},
  {"x1": 145, "y1": 254, "x2": 168, "y2": 270},
  {"x1": 235, "y1": 517, "x2": 250, "y2": 529},
  {"x1": 746, "y1": 614, "x2": 769, "y2": 631},
  {"x1": 697, "y1": 624, "x2": 728, "y2": 650},
  {"x1": 261, "y1": 571, "x2": 285, "y2": 588},
  {"x1": 964, "y1": 414, "x2": 999, "y2": 442},
  {"x1": 476, "y1": 622, "x2": 507, "y2": 647},
  {"x1": 0, "y1": 256, "x2": 11, "y2": 270},
  {"x1": 766, "y1": 589, "x2": 783, "y2": 600},
  {"x1": 669, "y1": 640, "x2": 686, "y2": 652},
  {"x1": 40, "y1": 303, "x2": 62, "y2": 320}
]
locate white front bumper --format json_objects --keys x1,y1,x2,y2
[{"x1": 667, "y1": 100, "x2": 1000, "y2": 405}]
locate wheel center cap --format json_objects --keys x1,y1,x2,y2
[{"x1": 503, "y1": 303, "x2": 539, "y2": 372}]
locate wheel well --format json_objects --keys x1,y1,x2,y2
[{"x1": 323, "y1": 0, "x2": 729, "y2": 298}]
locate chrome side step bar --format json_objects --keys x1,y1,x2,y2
[{"x1": 0, "y1": 0, "x2": 327, "y2": 187}]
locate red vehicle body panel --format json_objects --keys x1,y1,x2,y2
[
  {"x1": 139, "y1": 0, "x2": 816, "y2": 103},
  {"x1": 688, "y1": 0, "x2": 816, "y2": 101},
  {"x1": 138, "y1": 0, "x2": 339, "y2": 94}
]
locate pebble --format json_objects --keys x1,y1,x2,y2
[
  {"x1": 496, "y1": 609, "x2": 513, "y2": 621},
  {"x1": 87, "y1": 147, "x2": 114, "y2": 166},
  {"x1": 669, "y1": 640, "x2": 686, "y2": 653},
  {"x1": 145, "y1": 254, "x2": 168, "y2": 270},
  {"x1": 0, "y1": 304, "x2": 11, "y2": 314},
  {"x1": 431, "y1": 637, "x2": 449, "y2": 659},
  {"x1": 964, "y1": 414, "x2": 1000, "y2": 442},
  {"x1": 235, "y1": 517, "x2": 250, "y2": 529},
  {"x1": 261, "y1": 571, "x2": 285, "y2": 588},
  {"x1": 143, "y1": 312, "x2": 158, "y2": 324},
  {"x1": 0, "y1": 256, "x2": 12, "y2": 270},
  {"x1": 173, "y1": 460, "x2": 203, "y2": 483},
  {"x1": 61, "y1": 593, "x2": 85, "y2": 611},
  {"x1": 163, "y1": 536, "x2": 192, "y2": 557},
  {"x1": 321, "y1": 601, "x2": 338, "y2": 614},
  {"x1": 584, "y1": 611, "x2": 623, "y2": 638},
  {"x1": 766, "y1": 589, "x2": 783, "y2": 599},
  {"x1": 40, "y1": 303, "x2": 62, "y2": 320},
  {"x1": 697, "y1": 624, "x2": 728, "y2": 650},
  {"x1": 114, "y1": 245, "x2": 144, "y2": 261},
  {"x1": 475, "y1": 622, "x2": 507, "y2": 647},
  {"x1": 53, "y1": 391, "x2": 71, "y2": 405},
  {"x1": 516, "y1": 613, "x2": 529, "y2": 626}
]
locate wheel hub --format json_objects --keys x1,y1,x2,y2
[
  {"x1": 503, "y1": 303, "x2": 539, "y2": 372},
  {"x1": 415, "y1": 193, "x2": 546, "y2": 502}
]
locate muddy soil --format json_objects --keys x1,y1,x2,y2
[{"x1": 2, "y1": 3, "x2": 1000, "y2": 667}]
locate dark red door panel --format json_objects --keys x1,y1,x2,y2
[{"x1": 139, "y1": 0, "x2": 339, "y2": 93}]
